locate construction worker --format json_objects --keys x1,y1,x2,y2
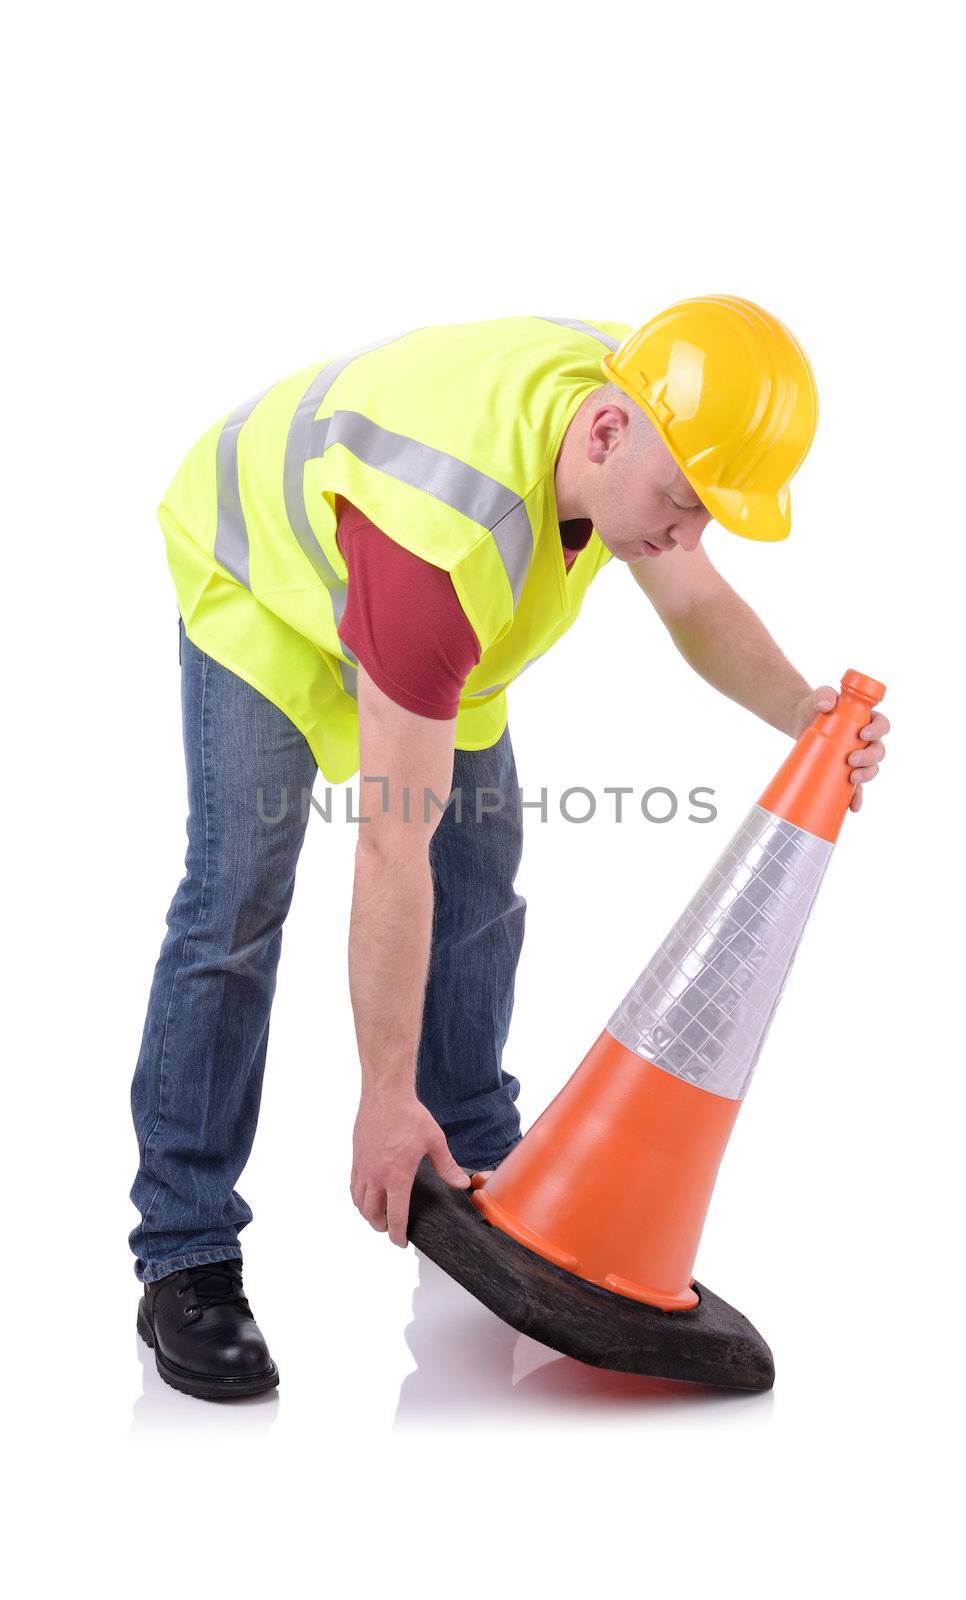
[{"x1": 130, "y1": 302, "x2": 889, "y2": 1400}]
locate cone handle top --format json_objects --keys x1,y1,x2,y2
[{"x1": 758, "y1": 667, "x2": 887, "y2": 843}]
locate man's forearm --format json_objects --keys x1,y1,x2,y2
[
  {"x1": 668, "y1": 583, "x2": 811, "y2": 737},
  {"x1": 348, "y1": 836, "x2": 434, "y2": 1096}
]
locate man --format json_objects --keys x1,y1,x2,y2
[{"x1": 131, "y1": 300, "x2": 889, "y2": 1400}]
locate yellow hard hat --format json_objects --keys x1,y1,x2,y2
[{"x1": 602, "y1": 295, "x2": 818, "y2": 541}]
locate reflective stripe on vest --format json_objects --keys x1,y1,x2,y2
[
  {"x1": 462, "y1": 319, "x2": 619, "y2": 699},
  {"x1": 214, "y1": 340, "x2": 535, "y2": 621},
  {"x1": 214, "y1": 384, "x2": 276, "y2": 587},
  {"x1": 215, "y1": 336, "x2": 410, "y2": 614},
  {"x1": 213, "y1": 316, "x2": 616, "y2": 697},
  {"x1": 537, "y1": 317, "x2": 622, "y2": 352},
  {"x1": 214, "y1": 335, "x2": 409, "y2": 695},
  {"x1": 282, "y1": 332, "x2": 409, "y2": 605},
  {"x1": 466, "y1": 640, "x2": 554, "y2": 699},
  {"x1": 307, "y1": 411, "x2": 535, "y2": 605}
]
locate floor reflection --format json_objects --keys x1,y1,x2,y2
[
  {"x1": 395, "y1": 1254, "x2": 774, "y2": 1426},
  {"x1": 130, "y1": 1334, "x2": 280, "y2": 1435}
]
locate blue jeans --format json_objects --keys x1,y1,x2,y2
[{"x1": 129, "y1": 622, "x2": 525, "y2": 1281}]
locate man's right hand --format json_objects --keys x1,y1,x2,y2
[{"x1": 350, "y1": 1088, "x2": 469, "y2": 1247}]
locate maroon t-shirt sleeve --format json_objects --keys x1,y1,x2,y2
[{"x1": 334, "y1": 498, "x2": 482, "y2": 719}]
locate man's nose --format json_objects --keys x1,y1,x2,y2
[{"x1": 670, "y1": 518, "x2": 707, "y2": 552}]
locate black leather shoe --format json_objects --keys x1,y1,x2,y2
[{"x1": 137, "y1": 1260, "x2": 279, "y2": 1400}]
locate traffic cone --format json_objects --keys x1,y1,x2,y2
[
  {"x1": 470, "y1": 669, "x2": 886, "y2": 1312},
  {"x1": 408, "y1": 669, "x2": 885, "y2": 1388}
]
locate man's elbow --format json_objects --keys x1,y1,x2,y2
[{"x1": 353, "y1": 806, "x2": 439, "y2": 871}]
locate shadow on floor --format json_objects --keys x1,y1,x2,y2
[
  {"x1": 130, "y1": 1333, "x2": 280, "y2": 1436},
  {"x1": 395, "y1": 1252, "x2": 775, "y2": 1428}
]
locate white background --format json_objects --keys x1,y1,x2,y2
[{"x1": 3, "y1": 2, "x2": 960, "y2": 1592}]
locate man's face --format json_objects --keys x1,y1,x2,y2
[{"x1": 582, "y1": 400, "x2": 712, "y2": 561}]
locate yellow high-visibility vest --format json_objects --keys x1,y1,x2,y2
[{"x1": 159, "y1": 316, "x2": 630, "y2": 780}]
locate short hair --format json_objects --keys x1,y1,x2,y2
[{"x1": 593, "y1": 380, "x2": 657, "y2": 456}]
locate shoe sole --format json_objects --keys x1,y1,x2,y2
[{"x1": 137, "y1": 1301, "x2": 280, "y2": 1401}]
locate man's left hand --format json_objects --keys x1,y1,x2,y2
[{"x1": 791, "y1": 686, "x2": 890, "y2": 812}]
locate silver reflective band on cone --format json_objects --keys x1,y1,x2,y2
[{"x1": 607, "y1": 805, "x2": 834, "y2": 1101}]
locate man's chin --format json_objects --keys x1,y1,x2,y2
[{"x1": 598, "y1": 533, "x2": 645, "y2": 563}]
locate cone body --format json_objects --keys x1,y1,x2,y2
[{"x1": 472, "y1": 670, "x2": 885, "y2": 1309}]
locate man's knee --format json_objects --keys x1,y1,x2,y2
[{"x1": 169, "y1": 814, "x2": 302, "y2": 971}]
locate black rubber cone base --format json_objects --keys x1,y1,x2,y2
[{"x1": 408, "y1": 1160, "x2": 774, "y2": 1392}]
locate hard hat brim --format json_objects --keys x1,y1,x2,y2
[
  {"x1": 603, "y1": 356, "x2": 794, "y2": 543},
  {"x1": 691, "y1": 481, "x2": 792, "y2": 543}
]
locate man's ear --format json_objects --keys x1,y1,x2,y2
[{"x1": 587, "y1": 403, "x2": 629, "y2": 465}]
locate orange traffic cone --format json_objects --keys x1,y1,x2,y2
[{"x1": 470, "y1": 669, "x2": 886, "y2": 1314}]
